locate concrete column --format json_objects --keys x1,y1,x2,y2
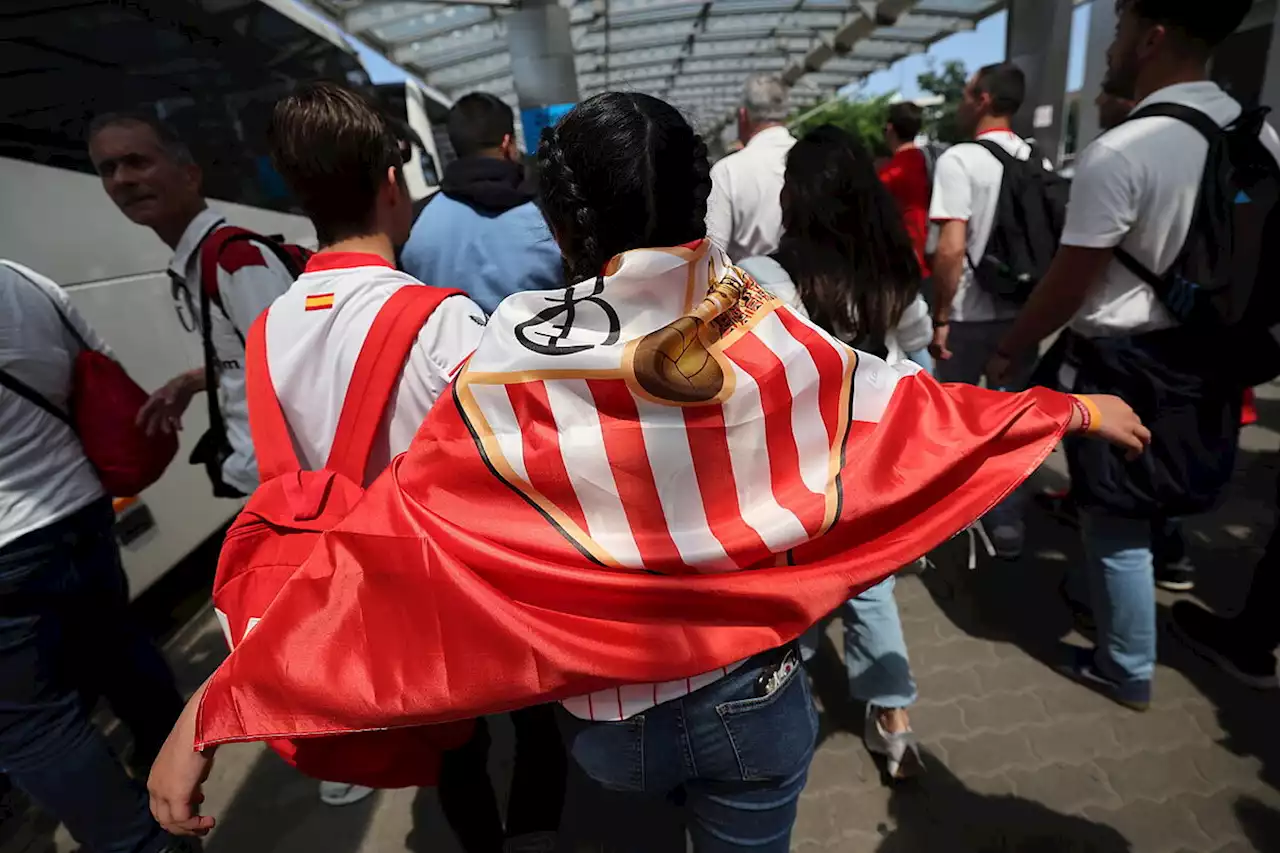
[
  {"x1": 506, "y1": 0, "x2": 579, "y2": 152},
  {"x1": 1257, "y1": 1, "x2": 1280, "y2": 108},
  {"x1": 1005, "y1": 0, "x2": 1075, "y2": 165},
  {"x1": 1077, "y1": 0, "x2": 1118, "y2": 150}
]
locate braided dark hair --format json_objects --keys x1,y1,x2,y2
[{"x1": 537, "y1": 93, "x2": 712, "y2": 283}]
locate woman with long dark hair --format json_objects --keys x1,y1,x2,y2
[
  {"x1": 739, "y1": 125, "x2": 933, "y2": 779},
  {"x1": 741, "y1": 124, "x2": 932, "y2": 370}
]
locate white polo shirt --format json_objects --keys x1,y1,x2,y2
[
  {"x1": 264, "y1": 252, "x2": 485, "y2": 485},
  {"x1": 706, "y1": 126, "x2": 797, "y2": 261},
  {"x1": 0, "y1": 261, "x2": 109, "y2": 548},
  {"x1": 1063, "y1": 81, "x2": 1280, "y2": 337},
  {"x1": 929, "y1": 129, "x2": 1038, "y2": 324}
]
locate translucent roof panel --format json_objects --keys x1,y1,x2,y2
[{"x1": 310, "y1": 0, "x2": 1007, "y2": 128}]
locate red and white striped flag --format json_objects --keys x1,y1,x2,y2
[{"x1": 197, "y1": 240, "x2": 1073, "y2": 749}]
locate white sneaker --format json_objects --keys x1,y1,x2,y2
[
  {"x1": 318, "y1": 781, "x2": 375, "y2": 806},
  {"x1": 863, "y1": 705, "x2": 924, "y2": 781},
  {"x1": 989, "y1": 521, "x2": 1025, "y2": 561}
]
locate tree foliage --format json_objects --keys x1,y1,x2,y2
[
  {"x1": 916, "y1": 59, "x2": 969, "y2": 144},
  {"x1": 789, "y1": 93, "x2": 894, "y2": 152}
]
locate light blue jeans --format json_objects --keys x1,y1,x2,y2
[
  {"x1": 903, "y1": 347, "x2": 934, "y2": 376},
  {"x1": 1076, "y1": 510, "x2": 1157, "y2": 683},
  {"x1": 800, "y1": 577, "x2": 918, "y2": 709}
]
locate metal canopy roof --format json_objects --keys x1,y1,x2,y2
[{"x1": 306, "y1": 0, "x2": 1008, "y2": 128}]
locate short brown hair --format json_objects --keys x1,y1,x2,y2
[
  {"x1": 887, "y1": 102, "x2": 923, "y2": 142},
  {"x1": 974, "y1": 62, "x2": 1026, "y2": 118},
  {"x1": 268, "y1": 82, "x2": 402, "y2": 244}
]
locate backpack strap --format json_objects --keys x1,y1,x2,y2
[
  {"x1": 0, "y1": 260, "x2": 81, "y2": 427},
  {"x1": 1113, "y1": 103, "x2": 1226, "y2": 290},
  {"x1": 325, "y1": 285, "x2": 465, "y2": 482},
  {"x1": 198, "y1": 227, "x2": 306, "y2": 308},
  {"x1": 1123, "y1": 102, "x2": 1223, "y2": 142},
  {"x1": 0, "y1": 367, "x2": 70, "y2": 427},
  {"x1": 245, "y1": 311, "x2": 302, "y2": 480},
  {"x1": 971, "y1": 138, "x2": 1018, "y2": 167},
  {"x1": 0, "y1": 260, "x2": 89, "y2": 352}
]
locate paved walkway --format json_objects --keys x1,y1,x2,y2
[{"x1": 6, "y1": 388, "x2": 1280, "y2": 853}]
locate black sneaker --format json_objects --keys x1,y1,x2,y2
[
  {"x1": 1171, "y1": 601, "x2": 1279, "y2": 689},
  {"x1": 1058, "y1": 579, "x2": 1096, "y2": 636},
  {"x1": 1155, "y1": 558, "x2": 1196, "y2": 592}
]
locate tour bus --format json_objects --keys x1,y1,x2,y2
[{"x1": 0, "y1": 0, "x2": 450, "y2": 595}]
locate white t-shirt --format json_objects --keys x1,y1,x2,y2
[
  {"x1": 706, "y1": 126, "x2": 797, "y2": 261},
  {"x1": 1062, "y1": 81, "x2": 1280, "y2": 337},
  {"x1": 0, "y1": 261, "x2": 109, "y2": 549},
  {"x1": 929, "y1": 129, "x2": 1038, "y2": 323},
  {"x1": 264, "y1": 252, "x2": 486, "y2": 485},
  {"x1": 169, "y1": 208, "x2": 297, "y2": 494}
]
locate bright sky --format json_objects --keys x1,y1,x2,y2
[
  {"x1": 856, "y1": 3, "x2": 1092, "y2": 100},
  {"x1": 356, "y1": 41, "x2": 411, "y2": 84},
  {"x1": 336, "y1": 1, "x2": 1096, "y2": 100}
]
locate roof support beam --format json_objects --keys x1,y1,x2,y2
[{"x1": 782, "y1": 0, "x2": 920, "y2": 86}]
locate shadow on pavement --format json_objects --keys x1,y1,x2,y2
[
  {"x1": 806, "y1": 626, "x2": 867, "y2": 751},
  {"x1": 1235, "y1": 795, "x2": 1280, "y2": 851},
  {"x1": 1156, "y1": 592, "x2": 1280, "y2": 791},
  {"x1": 204, "y1": 749, "x2": 380, "y2": 853},
  {"x1": 919, "y1": 436, "x2": 1280, "y2": 799},
  {"x1": 877, "y1": 751, "x2": 1131, "y2": 852}
]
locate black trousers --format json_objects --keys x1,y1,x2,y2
[{"x1": 437, "y1": 704, "x2": 568, "y2": 852}]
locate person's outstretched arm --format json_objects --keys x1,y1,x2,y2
[{"x1": 148, "y1": 678, "x2": 216, "y2": 838}]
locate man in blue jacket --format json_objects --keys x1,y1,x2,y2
[{"x1": 401, "y1": 93, "x2": 563, "y2": 312}]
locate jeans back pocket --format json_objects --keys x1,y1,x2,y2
[
  {"x1": 716, "y1": 657, "x2": 817, "y2": 782},
  {"x1": 564, "y1": 714, "x2": 646, "y2": 793}
]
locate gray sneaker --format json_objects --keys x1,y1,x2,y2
[
  {"x1": 989, "y1": 521, "x2": 1025, "y2": 561},
  {"x1": 319, "y1": 781, "x2": 375, "y2": 806},
  {"x1": 863, "y1": 705, "x2": 924, "y2": 781}
]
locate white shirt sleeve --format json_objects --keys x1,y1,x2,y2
[
  {"x1": 1060, "y1": 141, "x2": 1140, "y2": 249},
  {"x1": 928, "y1": 149, "x2": 973, "y2": 222},
  {"x1": 402, "y1": 294, "x2": 488, "y2": 409},
  {"x1": 705, "y1": 159, "x2": 734, "y2": 256},
  {"x1": 0, "y1": 260, "x2": 112, "y2": 357},
  {"x1": 216, "y1": 244, "x2": 296, "y2": 337},
  {"x1": 893, "y1": 295, "x2": 933, "y2": 353}
]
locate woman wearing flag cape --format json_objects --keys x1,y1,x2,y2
[{"x1": 150, "y1": 93, "x2": 1149, "y2": 848}]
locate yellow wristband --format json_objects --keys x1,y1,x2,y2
[{"x1": 1074, "y1": 395, "x2": 1103, "y2": 433}]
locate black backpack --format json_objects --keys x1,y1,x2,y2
[
  {"x1": 1112, "y1": 104, "x2": 1280, "y2": 340},
  {"x1": 965, "y1": 139, "x2": 1070, "y2": 304}
]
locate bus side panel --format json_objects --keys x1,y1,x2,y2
[
  {"x1": 67, "y1": 273, "x2": 237, "y2": 595},
  {"x1": 0, "y1": 157, "x2": 315, "y2": 597}
]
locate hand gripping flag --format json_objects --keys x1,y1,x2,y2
[{"x1": 197, "y1": 240, "x2": 1073, "y2": 763}]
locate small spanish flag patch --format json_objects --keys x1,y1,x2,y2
[{"x1": 305, "y1": 293, "x2": 335, "y2": 312}]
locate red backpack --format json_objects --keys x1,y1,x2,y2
[
  {"x1": 206, "y1": 284, "x2": 474, "y2": 787},
  {"x1": 0, "y1": 261, "x2": 177, "y2": 496}
]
